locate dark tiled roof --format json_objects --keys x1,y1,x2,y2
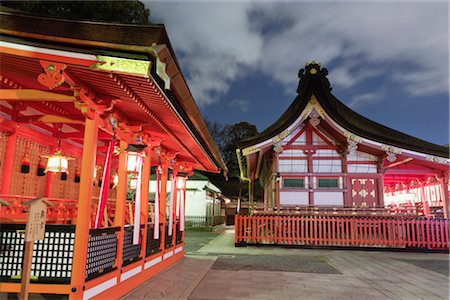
[{"x1": 238, "y1": 63, "x2": 448, "y2": 158}]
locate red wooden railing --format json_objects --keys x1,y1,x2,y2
[{"x1": 235, "y1": 214, "x2": 449, "y2": 250}]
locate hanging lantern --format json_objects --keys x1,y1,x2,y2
[
  {"x1": 37, "y1": 159, "x2": 46, "y2": 176},
  {"x1": 21, "y1": 153, "x2": 30, "y2": 174},
  {"x1": 111, "y1": 174, "x2": 119, "y2": 189},
  {"x1": 61, "y1": 172, "x2": 67, "y2": 181},
  {"x1": 74, "y1": 167, "x2": 80, "y2": 183},
  {"x1": 127, "y1": 152, "x2": 143, "y2": 172},
  {"x1": 127, "y1": 152, "x2": 138, "y2": 172},
  {"x1": 129, "y1": 178, "x2": 138, "y2": 189},
  {"x1": 176, "y1": 177, "x2": 186, "y2": 189},
  {"x1": 43, "y1": 150, "x2": 72, "y2": 173}
]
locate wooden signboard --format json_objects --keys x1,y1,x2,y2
[
  {"x1": 20, "y1": 198, "x2": 52, "y2": 300},
  {"x1": 25, "y1": 200, "x2": 47, "y2": 242}
]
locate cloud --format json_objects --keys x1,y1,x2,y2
[
  {"x1": 148, "y1": 2, "x2": 262, "y2": 105},
  {"x1": 252, "y1": 2, "x2": 448, "y2": 97},
  {"x1": 147, "y1": 1, "x2": 448, "y2": 106},
  {"x1": 348, "y1": 91, "x2": 384, "y2": 109},
  {"x1": 229, "y1": 98, "x2": 251, "y2": 112}
]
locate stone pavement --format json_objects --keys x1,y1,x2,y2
[{"x1": 123, "y1": 227, "x2": 449, "y2": 300}]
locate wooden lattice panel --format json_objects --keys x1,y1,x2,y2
[
  {"x1": 10, "y1": 136, "x2": 50, "y2": 197},
  {"x1": 350, "y1": 178, "x2": 378, "y2": 206},
  {"x1": 0, "y1": 131, "x2": 8, "y2": 192}
]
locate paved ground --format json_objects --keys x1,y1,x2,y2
[{"x1": 123, "y1": 227, "x2": 449, "y2": 300}]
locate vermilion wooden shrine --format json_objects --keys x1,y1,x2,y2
[
  {"x1": 0, "y1": 10, "x2": 227, "y2": 299},
  {"x1": 235, "y1": 62, "x2": 449, "y2": 250}
]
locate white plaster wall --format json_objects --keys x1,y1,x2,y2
[
  {"x1": 280, "y1": 192, "x2": 309, "y2": 205},
  {"x1": 149, "y1": 179, "x2": 222, "y2": 217},
  {"x1": 314, "y1": 192, "x2": 343, "y2": 206}
]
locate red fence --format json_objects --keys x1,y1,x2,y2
[{"x1": 235, "y1": 214, "x2": 449, "y2": 250}]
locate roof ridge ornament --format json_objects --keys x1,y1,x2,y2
[{"x1": 297, "y1": 61, "x2": 331, "y2": 94}]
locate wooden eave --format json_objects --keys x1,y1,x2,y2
[
  {"x1": 237, "y1": 63, "x2": 448, "y2": 160},
  {"x1": 0, "y1": 9, "x2": 227, "y2": 174},
  {"x1": 0, "y1": 50, "x2": 218, "y2": 172}
]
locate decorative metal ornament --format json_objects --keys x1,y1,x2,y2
[
  {"x1": 37, "y1": 60, "x2": 67, "y2": 89},
  {"x1": 273, "y1": 144, "x2": 283, "y2": 153},
  {"x1": 346, "y1": 138, "x2": 358, "y2": 155},
  {"x1": 309, "y1": 110, "x2": 320, "y2": 126},
  {"x1": 386, "y1": 152, "x2": 397, "y2": 162}
]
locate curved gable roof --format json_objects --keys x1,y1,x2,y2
[{"x1": 238, "y1": 63, "x2": 448, "y2": 158}]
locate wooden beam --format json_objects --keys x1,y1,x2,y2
[
  {"x1": 0, "y1": 89, "x2": 75, "y2": 102},
  {"x1": 255, "y1": 151, "x2": 263, "y2": 179},
  {"x1": 384, "y1": 168, "x2": 441, "y2": 175},
  {"x1": 384, "y1": 157, "x2": 413, "y2": 168},
  {"x1": 14, "y1": 115, "x2": 84, "y2": 124}
]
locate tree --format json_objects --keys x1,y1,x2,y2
[
  {"x1": 1, "y1": 1, "x2": 150, "y2": 24},
  {"x1": 222, "y1": 122, "x2": 258, "y2": 178},
  {"x1": 205, "y1": 120, "x2": 261, "y2": 201},
  {"x1": 206, "y1": 120, "x2": 258, "y2": 179}
]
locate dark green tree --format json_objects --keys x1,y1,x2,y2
[
  {"x1": 222, "y1": 122, "x2": 258, "y2": 178},
  {"x1": 1, "y1": 1, "x2": 150, "y2": 24},
  {"x1": 205, "y1": 120, "x2": 260, "y2": 202}
]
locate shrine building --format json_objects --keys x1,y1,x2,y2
[
  {"x1": 234, "y1": 62, "x2": 449, "y2": 250},
  {"x1": 0, "y1": 10, "x2": 226, "y2": 300}
]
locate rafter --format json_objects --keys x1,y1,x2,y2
[{"x1": 385, "y1": 157, "x2": 413, "y2": 169}]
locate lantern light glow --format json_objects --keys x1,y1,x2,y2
[
  {"x1": 176, "y1": 177, "x2": 186, "y2": 189},
  {"x1": 127, "y1": 152, "x2": 143, "y2": 172},
  {"x1": 43, "y1": 150, "x2": 72, "y2": 173}
]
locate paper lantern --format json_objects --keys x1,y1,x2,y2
[
  {"x1": 43, "y1": 150, "x2": 72, "y2": 173},
  {"x1": 127, "y1": 152, "x2": 143, "y2": 172}
]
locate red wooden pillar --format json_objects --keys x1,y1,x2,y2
[
  {"x1": 1, "y1": 130, "x2": 17, "y2": 194},
  {"x1": 440, "y1": 172, "x2": 449, "y2": 219},
  {"x1": 341, "y1": 149, "x2": 349, "y2": 206},
  {"x1": 420, "y1": 182, "x2": 430, "y2": 216},
  {"x1": 306, "y1": 125, "x2": 314, "y2": 206},
  {"x1": 376, "y1": 164, "x2": 385, "y2": 207},
  {"x1": 113, "y1": 140, "x2": 128, "y2": 271},
  {"x1": 70, "y1": 116, "x2": 99, "y2": 299}
]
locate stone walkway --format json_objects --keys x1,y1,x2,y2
[{"x1": 123, "y1": 227, "x2": 449, "y2": 300}]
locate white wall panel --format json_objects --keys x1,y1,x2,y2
[
  {"x1": 280, "y1": 192, "x2": 309, "y2": 205},
  {"x1": 314, "y1": 192, "x2": 344, "y2": 206}
]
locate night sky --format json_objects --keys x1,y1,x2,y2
[{"x1": 147, "y1": 1, "x2": 449, "y2": 146}]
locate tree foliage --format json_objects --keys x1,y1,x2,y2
[
  {"x1": 205, "y1": 120, "x2": 262, "y2": 200},
  {"x1": 206, "y1": 120, "x2": 258, "y2": 178},
  {"x1": 1, "y1": 1, "x2": 150, "y2": 24}
]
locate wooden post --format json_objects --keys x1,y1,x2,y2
[
  {"x1": 114, "y1": 140, "x2": 128, "y2": 269},
  {"x1": 139, "y1": 148, "x2": 151, "y2": 258},
  {"x1": 248, "y1": 179, "x2": 254, "y2": 215},
  {"x1": 20, "y1": 198, "x2": 51, "y2": 300},
  {"x1": 19, "y1": 240, "x2": 33, "y2": 300},
  {"x1": 159, "y1": 164, "x2": 168, "y2": 251},
  {"x1": 440, "y1": 172, "x2": 449, "y2": 219},
  {"x1": 1, "y1": 130, "x2": 17, "y2": 194},
  {"x1": 376, "y1": 163, "x2": 385, "y2": 207},
  {"x1": 341, "y1": 149, "x2": 350, "y2": 206},
  {"x1": 69, "y1": 117, "x2": 98, "y2": 299}
]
